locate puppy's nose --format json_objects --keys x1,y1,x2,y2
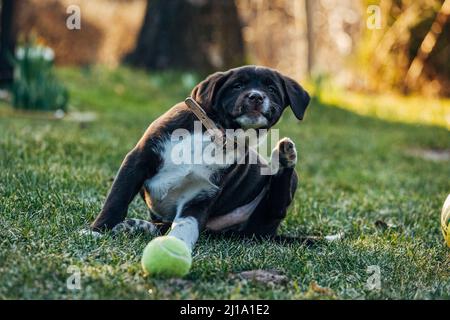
[{"x1": 247, "y1": 92, "x2": 264, "y2": 105}]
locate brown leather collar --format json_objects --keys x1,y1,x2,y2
[{"x1": 185, "y1": 97, "x2": 236, "y2": 149}]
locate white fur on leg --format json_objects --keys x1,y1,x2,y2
[{"x1": 167, "y1": 216, "x2": 199, "y2": 252}]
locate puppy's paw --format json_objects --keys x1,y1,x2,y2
[
  {"x1": 274, "y1": 137, "x2": 297, "y2": 169},
  {"x1": 112, "y1": 218, "x2": 159, "y2": 236}
]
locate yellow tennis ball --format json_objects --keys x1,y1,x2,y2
[
  {"x1": 141, "y1": 236, "x2": 192, "y2": 278},
  {"x1": 441, "y1": 194, "x2": 450, "y2": 248}
]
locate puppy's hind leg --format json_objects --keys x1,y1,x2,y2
[
  {"x1": 241, "y1": 138, "x2": 298, "y2": 236},
  {"x1": 265, "y1": 137, "x2": 299, "y2": 220}
]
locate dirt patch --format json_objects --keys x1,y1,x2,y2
[
  {"x1": 406, "y1": 148, "x2": 450, "y2": 162},
  {"x1": 234, "y1": 269, "x2": 288, "y2": 285}
]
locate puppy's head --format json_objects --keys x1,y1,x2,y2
[{"x1": 191, "y1": 65, "x2": 310, "y2": 130}]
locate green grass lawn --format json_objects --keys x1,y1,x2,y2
[{"x1": 0, "y1": 66, "x2": 449, "y2": 299}]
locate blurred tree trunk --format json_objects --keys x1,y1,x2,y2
[
  {"x1": 304, "y1": 0, "x2": 314, "y2": 77},
  {"x1": 0, "y1": 0, "x2": 16, "y2": 86},
  {"x1": 125, "y1": 0, "x2": 245, "y2": 73}
]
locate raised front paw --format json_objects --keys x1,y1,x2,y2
[{"x1": 275, "y1": 137, "x2": 297, "y2": 169}]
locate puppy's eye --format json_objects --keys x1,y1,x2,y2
[
  {"x1": 233, "y1": 83, "x2": 242, "y2": 90},
  {"x1": 268, "y1": 86, "x2": 276, "y2": 93}
]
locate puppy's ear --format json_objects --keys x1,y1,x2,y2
[
  {"x1": 191, "y1": 71, "x2": 230, "y2": 109},
  {"x1": 281, "y1": 75, "x2": 310, "y2": 120}
]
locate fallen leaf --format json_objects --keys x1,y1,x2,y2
[{"x1": 304, "y1": 281, "x2": 335, "y2": 299}]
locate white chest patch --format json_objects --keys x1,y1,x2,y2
[{"x1": 144, "y1": 132, "x2": 233, "y2": 222}]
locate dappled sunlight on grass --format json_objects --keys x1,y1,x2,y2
[
  {"x1": 56, "y1": 66, "x2": 197, "y2": 118},
  {"x1": 321, "y1": 90, "x2": 450, "y2": 130}
]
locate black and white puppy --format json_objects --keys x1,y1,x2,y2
[{"x1": 91, "y1": 65, "x2": 310, "y2": 251}]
